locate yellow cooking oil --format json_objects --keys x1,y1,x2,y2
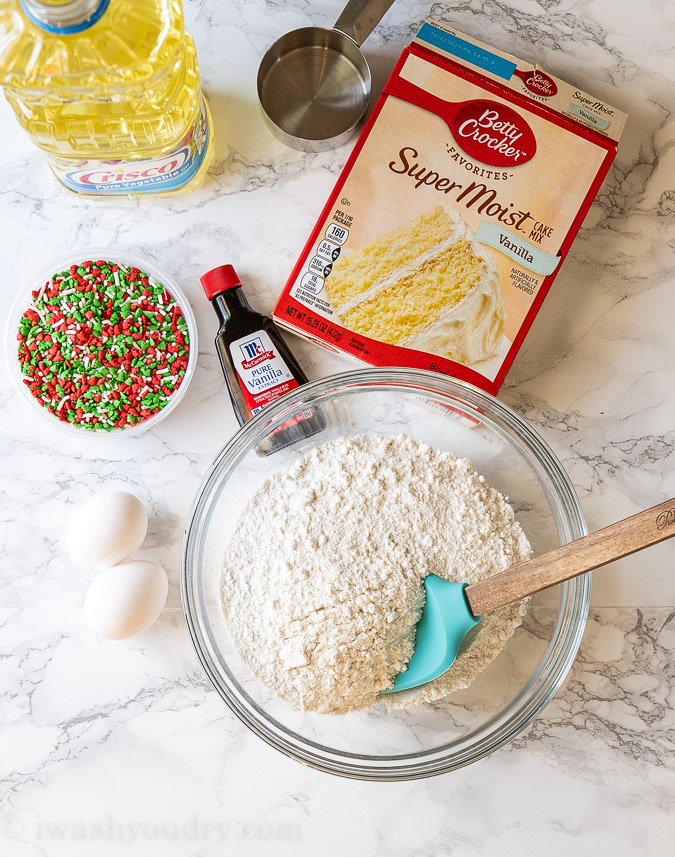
[{"x1": 0, "y1": 0, "x2": 213, "y2": 195}]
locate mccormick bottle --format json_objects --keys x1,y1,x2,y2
[
  {"x1": 201, "y1": 264, "x2": 325, "y2": 454},
  {"x1": 0, "y1": 0, "x2": 212, "y2": 196}
]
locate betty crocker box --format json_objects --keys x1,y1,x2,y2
[{"x1": 272, "y1": 19, "x2": 627, "y2": 395}]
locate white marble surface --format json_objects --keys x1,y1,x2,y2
[{"x1": 1, "y1": 0, "x2": 674, "y2": 854}]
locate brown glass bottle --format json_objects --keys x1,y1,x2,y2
[{"x1": 201, "y1": 264, "x2": 325, "y2": 454}]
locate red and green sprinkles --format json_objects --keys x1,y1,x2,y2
[{"x1": 17, "y1": 259, "x2": 190, "y2": 431}]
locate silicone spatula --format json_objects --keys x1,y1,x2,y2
[{"x1": 382, "y1": 498, "x2": 675, "y2": 694}]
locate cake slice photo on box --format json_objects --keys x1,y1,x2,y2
[{"x1": 325, "y1": 205, "x2": 506, "y2": 367}]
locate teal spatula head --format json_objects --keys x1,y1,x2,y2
[
  {"x1": 381, "y1": 496, "x2": 675, "y2": 694},
  {"x1": 381, "y1": 574, "x2": 481, "y2": 694}
]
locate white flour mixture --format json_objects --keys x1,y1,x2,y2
[{"x1": 221, "y1": 434, "x2": 531, "y2": 714}]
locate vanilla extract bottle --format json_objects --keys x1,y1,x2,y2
[{"x1": 201, "y1": 264, "x2": 325, "y2": 455}]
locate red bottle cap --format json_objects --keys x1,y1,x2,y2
[{"x1": 200, "y1": 265, "x2": 242, "y2": 299}]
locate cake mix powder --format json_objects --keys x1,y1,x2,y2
[{"x1": 221, "y1": 434, "x2": 531, "y2": 714}]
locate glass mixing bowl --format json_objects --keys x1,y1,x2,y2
[{"x1": 181, "y1": 368, "x2": 588, "y2": 780}]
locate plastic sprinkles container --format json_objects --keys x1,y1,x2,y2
[{"x1": 7, "y1": 250, "x2": 197, "y2": 437}]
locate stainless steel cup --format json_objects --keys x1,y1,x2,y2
[{"x1": 257, "y1": 0, "x2": 395, "y2": 151}]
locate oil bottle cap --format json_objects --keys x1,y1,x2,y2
[{"x1": 200, "y1": 265, "x2": 242, "y2": 299}]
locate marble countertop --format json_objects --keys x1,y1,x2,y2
[{"x1": 1, "y1": 0, "x2": 673, "y2": 854}]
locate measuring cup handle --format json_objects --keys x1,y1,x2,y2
[{"x1": 333, "y1": 0, "x2": 396, "y2": 47}]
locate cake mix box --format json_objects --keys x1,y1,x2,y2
[{"x1": 273, "y1": 19, "x2": 627, "y2": 394}]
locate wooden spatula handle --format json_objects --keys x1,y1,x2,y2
[{"x1": 465, "y1": 498, "x2": 675, "y2": 616}]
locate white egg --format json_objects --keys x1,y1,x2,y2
[
  {"x1": 67, "y1": 490, "x2": 148, "y2": 569},
  {"x1": 84, "y1": 560, "x2": 169, "y2": 640}
]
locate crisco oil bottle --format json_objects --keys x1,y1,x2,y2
[{"x1": 0, "y1": 0, "x2": 213, "y2": 195}]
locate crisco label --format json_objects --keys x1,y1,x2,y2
[
  {"x1": 47, "y1": 98, "x2": 210, "y2": 195},
  {"x1": 66, "y1": 150, "x2": 190, "y2": 188}
]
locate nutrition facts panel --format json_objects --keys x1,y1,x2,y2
[{"x1": 291, "y1": 220, "x2": 349, "y2": 316}]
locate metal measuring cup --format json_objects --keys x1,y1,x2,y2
[{"x1": 257, "y1": 0, "x2": 396, "y2": 151}]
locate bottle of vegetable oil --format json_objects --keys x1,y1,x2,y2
[{"x1": 0, "y1": 0, "x2": 213, "y2": 195}]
